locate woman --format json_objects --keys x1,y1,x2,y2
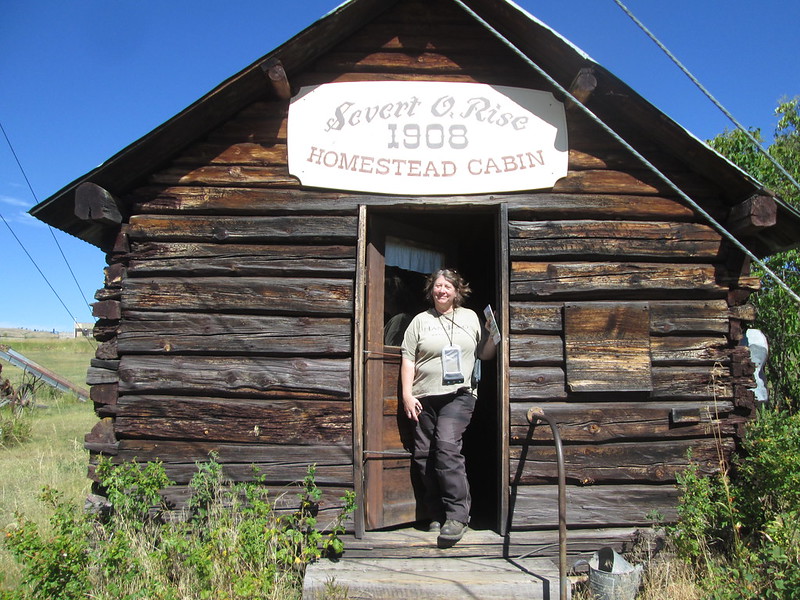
[{"x1": 400, "y1": 268, "x2": 497, "y2": 545}]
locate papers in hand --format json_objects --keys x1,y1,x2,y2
[{"x1": 484, "y1": 305, "x2": 501, "y2": 344}]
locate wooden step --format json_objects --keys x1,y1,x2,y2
[{"x1": 303, "y1": 556, "x2": 563, "y2": 599}]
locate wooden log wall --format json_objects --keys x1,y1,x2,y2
[
  {"x1": 83, "y1": 0, "x2": 759, "y2": 537},
  {"x1": 506, "y1": 107, "x2": 759, "y2": 532}
]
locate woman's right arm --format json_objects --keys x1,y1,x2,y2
[{"x1": 400, "y1": 357, "x2": 421, "y2": 422}]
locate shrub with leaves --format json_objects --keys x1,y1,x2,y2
[
  {"x1": 2, "y1": 456, "x2": 357, "y2": 600},
  {"x1": 670, "y1": 407, "x2": 800, "y2": 599}
]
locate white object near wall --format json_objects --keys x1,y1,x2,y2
[
  {"x1": 742, "y1": 328, "x2": 769, "y2": 402},
  {"x1": 288, "y1": 81, "x2": 568, "y2": 195}
]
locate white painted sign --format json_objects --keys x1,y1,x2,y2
[{"x1": 287, "y1": 81, "x2": 568, "y2": 195}]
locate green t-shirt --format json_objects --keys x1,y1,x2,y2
[{"x1": 401, "y1": 307, "x2": 481, "y2": 398}]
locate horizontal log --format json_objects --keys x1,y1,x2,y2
[
  {"x1": 650, "y1": 336, "x2": 729, "y2": 364},
  {"x1": 114, "y1": 439, "x2": 351, "y2": 464},
  {"x1": 509, "y1": 366, "x2": 567, "y2": 400},
  {"x1": 173, "y1": 142, "x2": 286, "y2": 166},
  {"x1": 509, "y1": 302, "x2": 563, "y2": 333},
  {"x1": 117, "y1": 312, "x2": 351, "y2": 355},
  {"x1": 312, "y1": 51, "x2": 530, "y2": 78},
  {"x1": 113, "y1": 399, "x2": 353, "y2": 458},
  {"x1": 511, "y1": 438, "x2": 735, "y2": 484},
  {"x1": 158, "y1": 484, "x2": 354, "y2": 529},
  {"x1": 157, "y1": 462, "x2": 352, "y2": 486},
  {"x1": 122, "y1": 277, "x2": 353, "y2": 315},
  {"x1": 509, "y1": 220, "x2": 721, "y2": 259},
  {"x1": 118, "y1": 356, "x2": 351, "y2": 399},
  {"x1": 86, "y1": 366, "x2": 119, "y2": 385},
  {"x1": 127, "y1": 215, "x2": 358, "y2": 243},
  {"x1": 128, "y1": 242, "x2": 355, "y2": 276},
  {"x1": 115, "y1": 416, "x2": 351, "y2": 446},
  {"x1": 509, "y1": 484, "x2": 679, "y2": 529},
  {"x1": 649, "y1": 299, "x2": 730, "y2": 334},
  {"x1": 127, "y1": 187, "x2": 699, "y2": 221},
  {"x1": 510, "y1": 401, "x2": 737, "y2": 443},
  {"x1": 510, "y1": 300, "x2": 731, "y2": 335},
  {"x1": 509, "y1": 333, "x2": 730, "y2": 373},
  {"x1": 510, "y1": 366, "x2": 733, "y2": 400},
  {"x1": 511, "y1": 262, "x2": 728, "y2": 299},
  {"x1": 509, "y1": 335, "x2": 563, "y2": 365},
  {"x1": 149, "y1": 165, "x2": 298, "y2": 187}
]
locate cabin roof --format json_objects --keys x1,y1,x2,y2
[{"x1": 30, "y1": 0, "x2": 800, "y2": 256}]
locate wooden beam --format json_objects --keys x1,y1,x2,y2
[
  {"x1": 74, "y1": 182, "x2": 124, "y2": 225},
  {"x1": 727, "y1": 194, "x2": 777, "y2": 236},
  {"x1": 261, "y1": 57, "x2": 291, "y2": 100},
  {"x1": 566, "y1": 67, "x2": 597, "y2": 110}
]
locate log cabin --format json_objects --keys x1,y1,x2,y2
[{"x1": 30, "y1": 0, "x2": 800, "y2": 558}]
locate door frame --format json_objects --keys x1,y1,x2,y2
[{"x1": 352, "y1": 202, "x2": 510, "y2": 537}]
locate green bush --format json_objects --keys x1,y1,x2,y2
[
  {"x1": 0, "y1": 411, "x2": 32, "y2": 448},
  {"x1": 2, "y1": 456, "x2": 356, "y2": 600},
  {"x1": 670, "y1": 407, "x2": 800, "y2": 599}
]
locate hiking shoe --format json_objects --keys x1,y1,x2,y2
[
  {"x1": 428, "y1": 520, "x2": 441, "y2": 533},
  {"x1": 438, "y1": 519, "x2": 467, "y2": 542}
]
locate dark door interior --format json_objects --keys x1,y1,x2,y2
[{"x1": 363, "y1": 208, "x2": 499, "y2": 530}]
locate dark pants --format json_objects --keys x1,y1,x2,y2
[{"x1": 412, "y1": 390, "x2": 477, "y2": 524}]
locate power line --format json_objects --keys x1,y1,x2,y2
[
  {"x1": 613, "y1": 0, "x2": 800, "y2": 199},
  {"x1": 0, "y1": 120, "x2": 95, "y2": 317}
]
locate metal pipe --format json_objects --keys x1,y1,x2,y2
[{"x1": 526, "y1": 406, "x2": 568, "y2": 600}]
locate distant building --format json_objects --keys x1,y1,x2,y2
[{"x1": 74, "y1": 323, "x2": 93, "y2": 339}]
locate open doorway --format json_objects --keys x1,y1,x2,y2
[{"x1": 361, "y1": 206, "x2": 500, "y2": 532}]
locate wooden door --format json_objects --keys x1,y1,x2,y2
[
  {"x1": 360, "y1": 209, "x2": 507, "y2": 532},
  {"x1": 362, "y1": 217, "x2": 453, "y2": 529}
]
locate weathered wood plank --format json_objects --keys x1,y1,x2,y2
[
  {"x1": 564, "y1": 302, "x2": 652, "y2": 392},
  {"x1": 510, "y1": 366, "x2": 733, "y2": 400},
  {"x1": 128, "y1": 187, "x2": 697, "y2": 221},
  {"x1": 158, "y1": 484, "x2": 354, "y2": 529},
  {"x1": 510, "y1": 401, "x2": 737, "y2": 443},
  {"x1": 127, "y1": 215, "x2": 358, "y2": 242},
  {"x1": 127, "y1": 243, "x2": 356, "y2": 276},
  {"x1": 509, "y1": 302, "x2": 563, "y2": 333},
  {"x1": 649, "y1": 299, "x2": 730, "y2": 334},
  {"x1": 650, "y1": 336, "x2": 729, "y2": 364},
  {"x1": 117, "y1": 312, "x2": 351, "y2": 355},
  {"x1": 312, "y1": 51, "x2": 530, "y2": 77},
  {"x1": 113, "y1": 439, "x2": 351, "y2": 464},
  {"x1": 149, "y1": 165, "x2": 298, "y2": 187},
  {"x1": 117, "y1": 356, "x2": 351, "y2": 399},
  {"x1": 509, "y1": 300, "x2": 732, "y2": 335},
  {"x1": 511, "y1": 262, "x2": 728, "y2": 298},
  {"x1": 115, "y1": 415, "x2": 351, "y2": 446},
  {"x1": 510, "y1": 438, "x2": 735, "y2": 484},
  {"x1": 509, "y1": 220, "x2": 721, "y2": 259},
  {"x1": 508, "y1": 366, "x2": 567, "y2": 400},
  {"x1": 509, "y1": 484, "x2": 679, "y2": 529},
  {"x1": 509, "y1": 335, "x2": 563, "y2": 365},
  {"x1": 122, "y1": 277, "x2": 353, "y2": 315}
]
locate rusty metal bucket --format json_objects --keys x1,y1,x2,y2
[{"x1": 575, "y1": 547, "x2": 643, "y2": 600}]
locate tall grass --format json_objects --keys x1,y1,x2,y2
[{"x1": 1, "y1": 336, "x2": 96, "y2": 591}]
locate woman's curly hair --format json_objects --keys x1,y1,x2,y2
[{"x1": 424, "y1": 268, "x2": 472, "y2": 308}]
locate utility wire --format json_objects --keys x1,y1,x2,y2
[
  {"x1": 0, "y1": 120, "x2": 95, "y2": 316},
  {"x1": 0, "y1": 210, "x2": 82, "y2": 327},
  {"x1": 613, "y1": 0, "x2": 800, "y2": 199},
  {"x1": 451, "y1": 0, "x2": 800, "y2": 307}
]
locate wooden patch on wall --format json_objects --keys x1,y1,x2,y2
[{"x1": 565, "y1": 302, "x2": 652, "y2": 392}]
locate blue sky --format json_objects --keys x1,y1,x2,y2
[{"x1": 1, "y1": 0, "x2": 798, "y2": 332}]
